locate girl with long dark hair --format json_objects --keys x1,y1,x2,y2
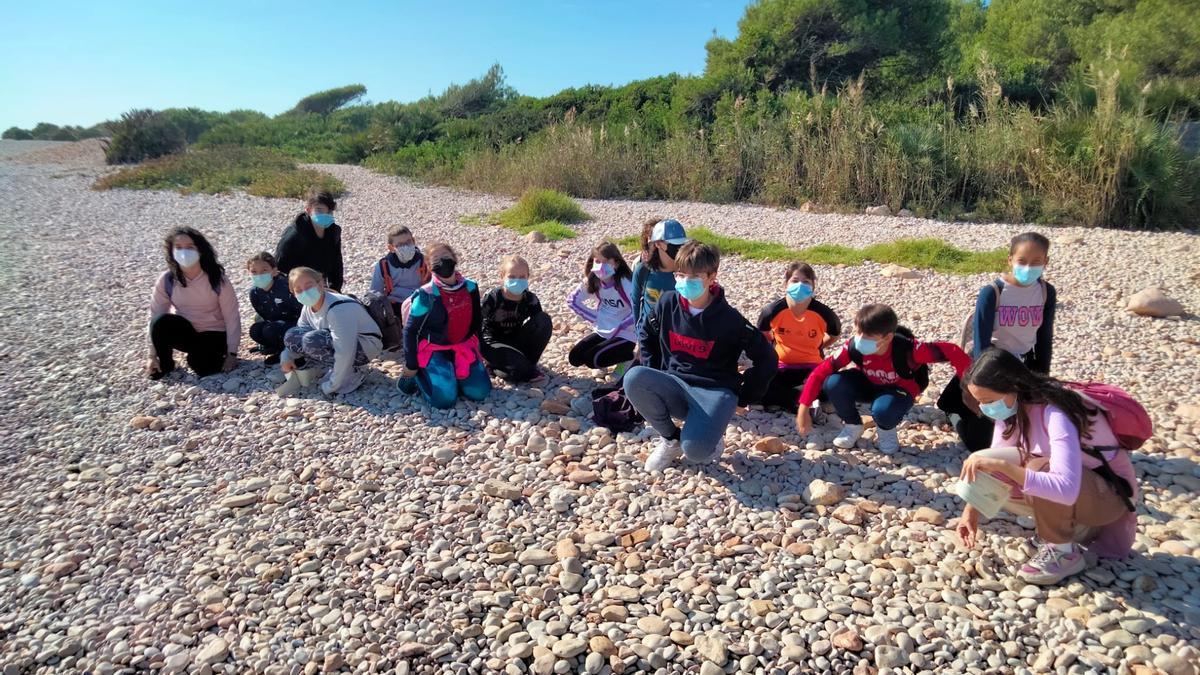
[
  {"x1": 956, "y1": 348, "x2": 1138, "y2": 585},
  {"x1": 146, "y1": 227, "x2": 241, "y2": 379},
  {"x1": 566, "y1": 240, "x2": 637, "y2": 373}
]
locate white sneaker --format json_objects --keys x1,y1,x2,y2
[
  {"x1": 832, "y1": 424, "x2": 865, "y2": 449},
  {"x1": 876, "y1": 428, "x2": 900, "y2": 454},
  {"x1": 645, "y1": 438, "x2": 682, "y2": 472},
  {"x1": 275, "y1": 371, "x2": 302, "y2": 397},
  {"x1": 295, "y1": 367, "x2": 326, "y2": 387}
]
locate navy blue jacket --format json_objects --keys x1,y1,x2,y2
[
  {"x1": 250, "y1": 274, "x2": 302, "y2": 325},
  {"x1": 639, "y1": 286, "x2": 778, "y2": 404}
]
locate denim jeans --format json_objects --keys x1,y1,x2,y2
[
  {"x1": 401, "y1": 351, "x2": 492, "y2": 409},
  {"x1": 823, "y1": 369, "x2": 913, "y2": 430},
  {"x1": 623, "y1": 366, "x2": 738, "y2": 462}
]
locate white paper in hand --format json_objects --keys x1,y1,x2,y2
[{"x1": 954, "y1": 471, "x2": 1012, "y2": 520}]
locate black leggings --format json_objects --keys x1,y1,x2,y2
[
  {"x1": 480, "y1": 313, "x2": 554, "y2": 382},
  {"x1": 758, "y1": 365, "x2": 816, "y2": 413},
  {"x1": 151, "y1": 314, "x2": 227, "y2": 377},
  {"x1": 568, "y1": 332, "x2": 635, "y2": 369}
]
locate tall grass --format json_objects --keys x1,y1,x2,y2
[{"x1": 444, "y1": 66, "x2": 1198, "y2": 229}]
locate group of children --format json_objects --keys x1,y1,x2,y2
[{"x1": 147, "y1": 190, "x2": 1145, "y2": 587}]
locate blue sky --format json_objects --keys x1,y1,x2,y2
[{"x1": 1, "y1": 0, "x2": 750, "y2": 130}]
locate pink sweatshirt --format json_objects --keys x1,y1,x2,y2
[
  {"x1": 993, "y1": 403, "x2": 1139, "y2": 557},
  {"x1": 149, "y1": 271, "x2": 242, "y2": 354}
]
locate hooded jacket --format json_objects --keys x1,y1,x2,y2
[{"x1": 639, "y1": 285, "x2": 778, "y2": 404}]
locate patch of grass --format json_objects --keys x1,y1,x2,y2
[
  {"x1": 469, "y1": 188, "x2": 590, "y2": 241},
  {"x1": 93, "y1": 146, "x2": 345, "y2": 198},
  {"x1": 619, "y1": 227, "x2": 1006, "y2": 275}
]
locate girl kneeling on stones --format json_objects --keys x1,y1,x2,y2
[
  {"x1": 146, "y1": 227, "x2": 241, "y2": 379},
  {"x1": 279, "y1": 266, "x2": 382, "y2": 396},
  {"x1": 956, "y1": 348, "x2": 1138, "y2": 585},
  {"x1": 398, "y1": 243, "x2": 491, "y2": 408}
]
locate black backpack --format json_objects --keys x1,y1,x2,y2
[
  {"x1": 328, "y1": 293, "x2": 402, "y2": 352},
  {"x1": 847, "y1": 326, "x2": 930, "y2": 392},
  {"x1": 591, "y1": 383, "x2": 644, "y2": 432}
]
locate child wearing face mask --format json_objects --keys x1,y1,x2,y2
[
  {"x1": 955, "y1": 348, "x2": 1139, "y2": 585},
  {"x1": 632, "y1": 218, "x2": 688, "y2": 327},
  {"x1": 940, "y1": 232, "x2": 1058, "y2": 451},
  {"x1": 274, "y1": 189, "x2": 345, "y2": 292},
  {"x1": 626, "y1": 242, "x2": 778, "y2": 472},
  {"x1": 369, "y1": 225, "x2": 431, "y2": 314},
  {"x1": 755, "y1": 262, "x2": 842, "y2": 412},
  {"x1": 246, "y1": 251, "x2": 301, "y2": 365},
  {"x1": 479, "y1": 255, "x2": 553, "y2": 384},
  {"x1": 148, "y1": 227, "x2": 242, "y2": 380},
  {"x1": 796, "y1": 304, "x2": 971, "y2": 454},
  {"x1": 567, "y1": 241, "x2": 638, "y2": 371},
  {"x1": 279, "y1": 266, "x2": 383, "y2": 396},
  {"x1": 398, "y1": 243, "x2": 491, "y2": 408}
]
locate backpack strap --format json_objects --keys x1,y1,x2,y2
[
  {"x1": 1082, "y1": 445, "x2": 1136, "y2": 512},
  {"x1": 379, "y1": 259, "x2": 393, "y2": 295},
  {"x1": 327, "y1": 298, "x2": 383, "y2": 340}
]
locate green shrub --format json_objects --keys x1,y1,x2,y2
[
  {"x1": 93, "y1": 146, "x2": 344, "y2": 198},
  {"x1": 466, "y1": 189, "x2": 590, "y2": 241},
  {"x1": 104, "y1": 109, "x2": 187, "y2": 165},
  {"x1": 287, "y1": 85, "x2": 367, "y2": 116}
]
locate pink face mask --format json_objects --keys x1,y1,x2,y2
[{"x1": 591, "y1": 262, "x2": 614, "y2": 280}]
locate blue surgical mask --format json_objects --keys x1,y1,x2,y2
[
  {"x1": 592, "y1": 262, "x2": 614, "y2": 280},
  {"x1": 251, "y1": 273, "x2": 274, "y2": 290},
  {"x1": 787, "y1": 282, "x2": 813, "y2": 302},
  {"x1": 296, "y1": 288, "x2": 322, "y2": 308},
  {"x1": 1012, "y1": 264, "x2": 1044, "y2": 286},
  {"x1": 980, "y1": 397, "x2": 1018, "y2": 421},
  {"x1": 675, "y1": 277, "x2": 705, "y2": 301},
  {"x1": 504, "y1": 278, "x2": 529, "y2": 294},
  {"x1": 172, "y1": 248, "x2": 200, "y2": 268},
  {"x1": 854, "y1": 336, "x2": 879, "y2": 355},
  {"x1": 311, "y1": 213, "x2": 335, "y2": 228}
]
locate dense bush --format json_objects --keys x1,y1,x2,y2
[{"x1": 104, "y1": 109, "x2": 187, "y2": 165}]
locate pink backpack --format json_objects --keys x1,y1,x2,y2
[{"x1": 1065, "y1": 382, "x2": 1153, "y2": 450}]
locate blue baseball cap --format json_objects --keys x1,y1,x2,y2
[{"x1": 650, "y1": 219, "x2": 688, "y2": 245}]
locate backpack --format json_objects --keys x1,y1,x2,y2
[
  {"x1": 378, "y1": 259, "x2": 395, "y2": 295},
  {"x1": 959, "y1": 278, "x2": 1046, "y2": 354},
  {"x1": 1065, "y1": 381, "x2": 1150, "y2": 512},
  {"x1": 848, "y1": 326, "x2": 930, "y2": 392},
  {"x1": 591, "y1": 383, "x2": 644, "y2": 433},
  {"x1": 329, "y1": 293, "x2": 402, "y2": 351}
]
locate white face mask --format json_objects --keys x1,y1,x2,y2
[
  {"x1": 173, "y1": 248, "x2": 200, "y2": 268},
  {"x1": 395, "y1": 245, "x2": 417, "y2": 263}
]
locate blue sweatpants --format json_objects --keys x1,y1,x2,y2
[
  {"x1": 401, "y1": 352, "x2": 492, "y2": 409},
  {"x1": 823, "y1": 369, "x2": 913, "y2": 430},
  {"x1": 623, "y1": 366, "x2": 738, "y2": 462}
]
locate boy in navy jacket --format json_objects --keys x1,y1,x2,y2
[
  {"x1": 246, "y1": 252, "x2": 302, "y2": 364},
  {"x1": 625, "y1": 242, "x2": 778, "y2": 472}
]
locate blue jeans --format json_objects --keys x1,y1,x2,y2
[
  {"x1": 400, "y1": 352, "x2": 491, "y2": 409},
  {"x1": 623, "y1": 366, "x2": 738, "y2": 462},
  {"x1": 284, "y1": 327, "x2": 369, "y2": 368},
  {"x1": 823, "y1": 369, "x2": 913, "y2": 430}
]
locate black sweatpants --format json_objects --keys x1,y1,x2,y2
[
  {"x1": 249, "y1": 319, "x2": 292, "y2": 355},
  {"x1": 480, "y1": 313, "x2": 554, "y2": 382},
  {"x1": 568, "y1": 332, "x2": 635, "y2": 369},
  {"x1": 151, "y1": 314, "x2": 228, "y2": 377}
]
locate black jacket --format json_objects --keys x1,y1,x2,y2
[
  {"x1": 639, "y1": 286, "x2": 778, "y2": 404},
  {"x1": 480, "y1": 287, "x2": 545, "y2": 342},
  {"x1": 402, "y1": 278, "x2": 483, "y2": 371},
  {"x1": 274, "y1": 213, "x2": 344, "y2": 291},
  {"x1": 249, "y1": 274, "x2": 302, "y2": 325}
]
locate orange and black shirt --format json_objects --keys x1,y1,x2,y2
[{"x1": 756, "y1": 297, "x2": 841, "y2": 367}]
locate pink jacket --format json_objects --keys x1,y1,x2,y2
[
  {"x1": 993, "y1": 403, "x2": 1139, "y2": 558},
  {"x1": 149, "y1": 271, "x2": 242, "y2": 354}
]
